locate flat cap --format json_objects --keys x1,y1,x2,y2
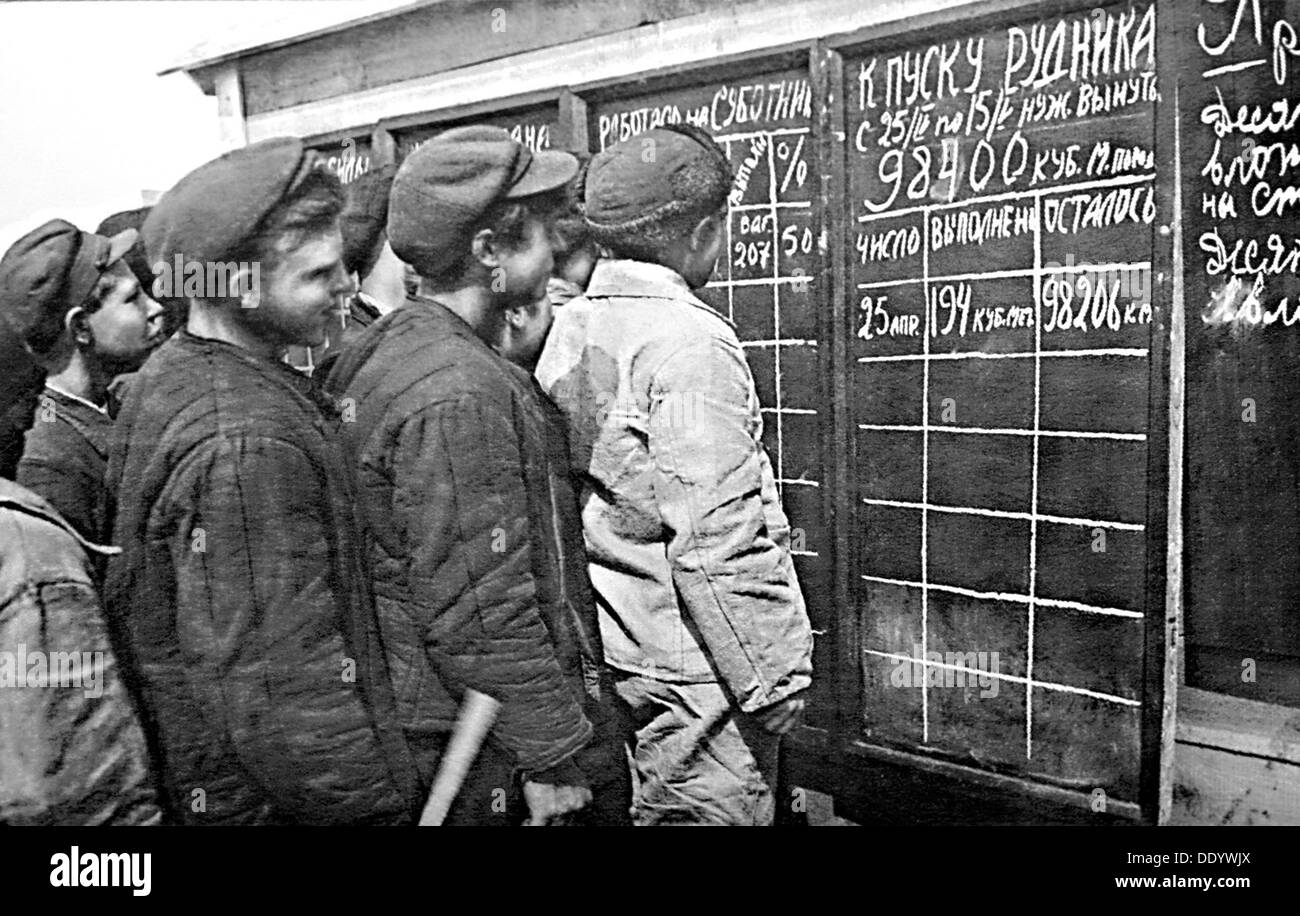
[
  {"x1": 340, "y1": 164, "x2": 397, "y2": 277},
  {"x1": 584, "y1": 127, "x2": 729, "y2": 229},
  {"x1": 388, "y1": 125, "x2": 578, "y2": 277},
  {"x1": 99, "y1": 206, "x2": 189, "y2": 335},
  {"x1": 0, "y1": 219, "x2": 136, "y2": 356},
  {"x1": 97, "y1": 207, "x2": 155, "y2": 296},
  {"x1": 142, "y1": 137, "x2": 318, "y2": 269}
]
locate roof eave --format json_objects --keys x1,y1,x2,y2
[{"x1": 156, "y1": 0, "x2": 441, "y2": 81}]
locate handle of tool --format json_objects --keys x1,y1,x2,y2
[{"x1": 418, "y1": 689, "x2": 501, "y2": 826}]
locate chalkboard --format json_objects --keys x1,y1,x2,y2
[
  {"x1": 845, "y1": 0, "x2": 1162, "y2": 804},
  {"x1": 589, "y1": 70, "x2": 839, "y2": 726},
  {"x1": 394, "y1": 104, "x2": 559, "y2": 161},
  {"x1": 1181, "y1": 0, "x2": 1300, "y2": 707}
]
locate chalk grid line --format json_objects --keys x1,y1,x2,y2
[
  {"x1": 1027, "y1": 192, "x2": 1042, "y2": 758},
  {"x1": 863, "y1": 649, "x2": 1140, "y2": 707},
  {"x1": 921, "y1": 197, "x2": 931, "y2": 740},
  {"x1": 859, "y1": 574, "x2": 1142, "y2": 619},
  {"x1": 856, "y1": 171, "x2": 1155, "y2": 223}
]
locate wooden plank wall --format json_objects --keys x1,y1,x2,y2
[
  {"x1": 238, "y1": 0, "x2": 728, "y2": 116},
  {"x1": 1172, "y1": 688, "x2": 1300, "y2": 824}
]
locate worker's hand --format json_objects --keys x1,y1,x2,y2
[
  {"x1": 754, "y1": 694, "x2": 806, "y2": 736},
  {"x1": 521, "y1": 780, "x2": 592, "y2": 826}
]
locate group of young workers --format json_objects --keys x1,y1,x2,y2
[{"x1": 0, "y1": 122, "x2": 813, "y2": 826}]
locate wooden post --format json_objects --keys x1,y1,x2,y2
[
  {"x1": 1151, "y1": 2, "x2": 1184, "y2": 827},
  {"x1": 370, "y1": 126, "x2": 397, "y2": 167},
  {"x1": 213, "y1": 64, "x2": 248, "y2": 151},
  {"x1": 811, "y1": 38, "x2": 853, "y2": 775},
  {"x1": 1158, "y1": 81, "x2": 1186, "y2": 828},
  {"x1": 558, "y1": 89, "x2": 589, "y2": 153}
]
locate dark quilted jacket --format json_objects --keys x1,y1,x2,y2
[
  {"x1": 326, "y1": 299, "x2": 598, "y2": 786},
  {"x1": 104, "y1": 331, "x2": 419, "y2": 824},
  {"x1": 17, "y1": 385, "x2": 113, "y2": 546}
]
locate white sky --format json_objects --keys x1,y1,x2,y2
[{"x1": 0, "y1": 0, "x2": 412, "y2": 251}]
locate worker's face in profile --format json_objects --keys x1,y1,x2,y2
[
  {"x1": 250, "y1": 228, "x2": 353, "y2": 349},
  {"x1": 497, "y1": 212, "x2": 555, "y2": 309},
  {"x1": 81, "y1": 260, "x2": 167, "y2": 375}
]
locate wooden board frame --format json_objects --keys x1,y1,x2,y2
[
  {"x1": 568, "y1": 43, "x2": 811, "y2": 106},
  {"x1": 376, "y1": 88, "x2": 562, "y2": 135},
  {"x1": 375, "y1": 89, "x2": 568, "y2": 152},
  {"x1": 303, "y1": 125, "x2": 373, "y2": 149},
  {"x1": 811, "y1": 38, "x2": 856, "y2": 782}
]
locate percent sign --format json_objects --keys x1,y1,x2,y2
[{"x1": 776, "y1": 133, "x2": 809, "y2": 194}]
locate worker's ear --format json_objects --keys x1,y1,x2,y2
[
  {"x1": 474, "y1": 229, "x2": 518, "y2": 294},
  {"x1": 502, "y1": 301, "x2": 529, "y2": 329},
  {"x1": 471, "y1": 228, "x2": 503, "y2": 270},
  {"x1": 65, "y1": 306, "x2": 94, "y2": 348},
  {"x1": 689, "y1": 211, "x2": 724, "y2": 255},
  {"x1": 233, "y1": 264, "x2": 261, "y2": 310}
]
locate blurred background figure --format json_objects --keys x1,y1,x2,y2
[
  {"x1": 547, "y1": 152, "x2": 598, "y2": 308},
  {"x1": 344, "y1": 164, "x2": 405, "y2": 315}
]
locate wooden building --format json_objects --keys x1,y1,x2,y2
[{"x1": 165, "y1": 0, "x2": 1300, "y2": 825}]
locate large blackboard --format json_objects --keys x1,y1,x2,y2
[
  {"x1": 846, "y1": 0, "x2": 1162, "y2": 805},
  {"x1": 1181, "y1": 0, "x2": 1300, "y2": 706},
  {"x1": 589, "y1": 71, "x2": 839, "y2": 727}
]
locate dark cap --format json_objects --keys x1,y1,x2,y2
[
  {"x1": 98, "y1": 206, "x2": 189, "y2": 336},
  {"x1": 388, "y1": 125, "x2": 578, "y2": 277},
  {"x1": 584, "y1": 127, "x2": 727, "y2": 229},
  {"x1": 340, "y1": 164, "x2": 396, "y2": 277},
  {"x1": 97, "y1": 207, "x2": 155, "y2": 297},
  {"x1": 0, "y1": 219, "x2": 136, "y2": 356},
  {"x1": 142, "y1": 137, "x2": 320, "y2": 268}
]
